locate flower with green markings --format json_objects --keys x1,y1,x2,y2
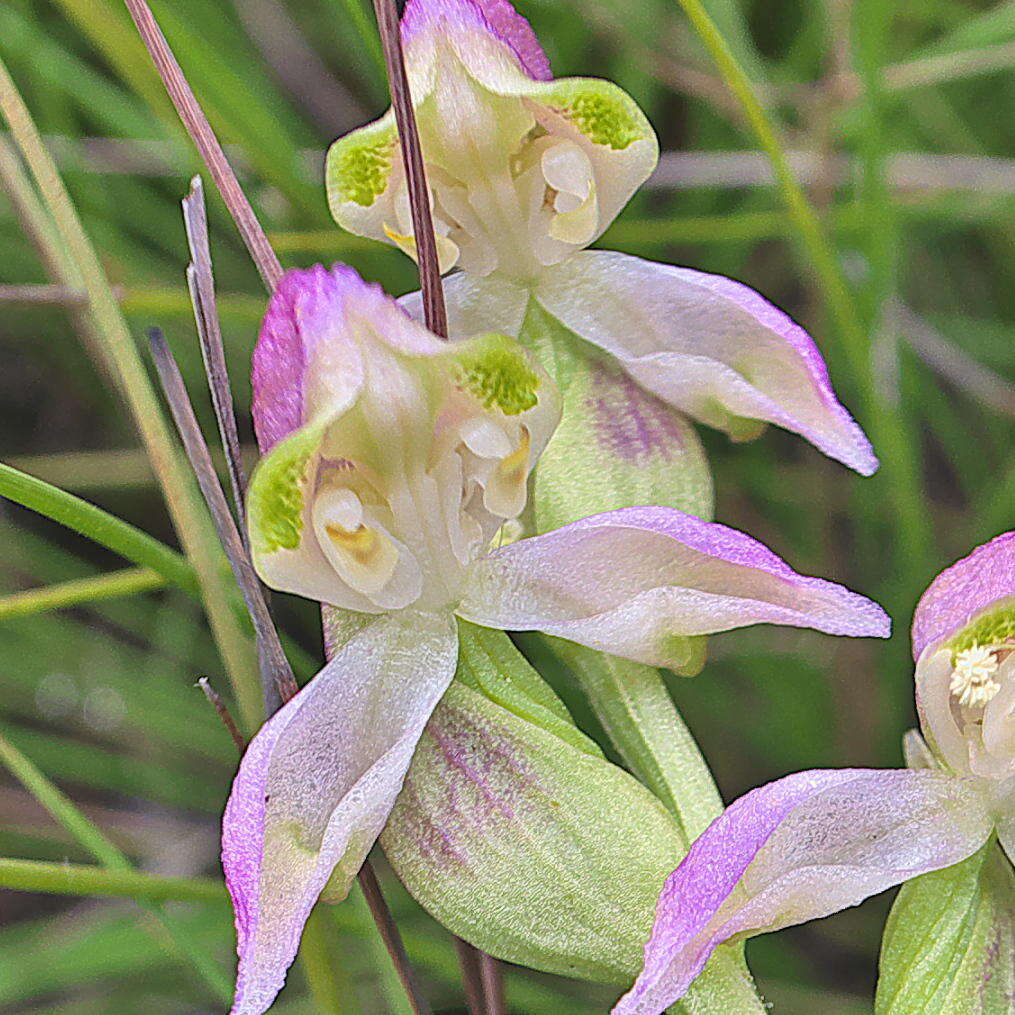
[
  {"x1": 613, "y1": 532, "x2": 1015, "y2": 1015},
  {"x1": 327, "y1": 0, "x2": 879, "y2": 490},
  {"x1": 222, "y1": 263, "x2": 889, "y2": 1014}
]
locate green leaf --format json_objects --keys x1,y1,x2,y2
[{"x1": 875, "y1": 839, "x2": 1015, "y2": 1015}]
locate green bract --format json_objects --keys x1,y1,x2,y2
[
  {"x1": 381, "y1": 624, "x2": 763, "y2": 1013},
  {"x1": 876, "y1": 840, "x2": 1015, "y2": 1015}
]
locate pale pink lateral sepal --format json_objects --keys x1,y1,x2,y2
[
  {"x1": 613, "y1": 769, "x2": 993, "y2": 1015},
  {"x1": 222, "y1": 612, "x2": 458, "y2": 1015},
  {"x1": 536, "y1": 251, "x2": 878, "y2": 474},
  {"x1": 458, "y1": 506, "x2": 889, "y2": 668}
]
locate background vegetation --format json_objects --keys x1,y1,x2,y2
[{"x1": 1, "y1": 0, "x2": 1013, "y2": 1011}]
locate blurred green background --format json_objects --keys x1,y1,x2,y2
[{"x1": 1, "y1": 0, "x2": 1013, "y2": 1012}]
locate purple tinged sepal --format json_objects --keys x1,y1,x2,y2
[
  {"x1": 613, "y1": 769, "x2": 994, "y2": 1015},
  {"x1": 223, "y1": 612, "x2": 458, "y2": 1015},
  {"x1": 912, "y1": 531, "x2": 1015, "y2": 662},
  {"x1": 401, "y1": 0, "x2": 552, "y2": 82},
  {"x1": 381, "y1": 624, "x2": 766, "y2": 1011},
  {"x1": 458, "y1": 505, "x2": 889, "y2": 669},
  {"x1": 327, "y1": 0, "x2": 657, "y2": 280},
  {"x1": 536, "y1": 251, "x2": 879, "y2": 476}
]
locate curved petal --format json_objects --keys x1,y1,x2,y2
[
  {"x1": 458, "y1": 506, "x2": 889, "y2": 669},
  {"x1": 536, "y1": 251, "x2": 878, "y2": 475},
  {"x1": 911, "y1": 530, "x2": 1015, "y2": 661},
  {"x1": 613, "y1": 769, "x2": 995, "y2": 1015},
  {"x1": 222, "y1": 611, "x2": 458, "y2": 1015},
  {"x1": 324, "y1": 110, "x2": 402, "y2": 259},
  {"x1": 400, "y1": 271, "x2": 531, "y2": 340},
  {"x1": 251, "y1": 264, "x2": 444, "y2": 452}
]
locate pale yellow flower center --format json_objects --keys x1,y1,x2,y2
[{"x1": 950, "y1": 644, "x2": 1003, "y2": 708}]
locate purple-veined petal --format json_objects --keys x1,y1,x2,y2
[
  {"x1": 402, "y1": 0, "x2": 551, "y2": 82},
  {"x1": 222, "y1": 611, "x2": 458, "y2": 1015},
  {"x1": 911, "y1": 530, "x2": 1015, "y2": 661},
  {"x1": 613, "y1": 769, "x2": 994, "y2": 1015},
  {"x1": 536, "y1": 251, "x2": 878, "y2": 475},
  {"x1": 457, "y1": 506, "x2": 889, "y2": 669}
]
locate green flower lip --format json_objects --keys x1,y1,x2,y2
[
  {"x1": 556, "y1": 84, "x2": 646, "y2": 151},
  {"x1": 328, "y1": 123, "x2": 397, "y2": 208},
  {"x1": 249, "y1": 424, "x2": 323, "y2": 556}
]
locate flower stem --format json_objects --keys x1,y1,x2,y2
[{"x1": 358, "y1": 860, "x2": 433, "y2": 1015}]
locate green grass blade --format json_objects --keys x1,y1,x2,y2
[
  {"x1": 0, "y1": 462, "x2": 197, "y2": 593},
  {"x1": 669, "y1": 0, "x2": 933, "y2": 588},
  {"x1": 0, "y1": 57, "x2": 262, "y2": 729},
  {"x1": 0, "y1": 567, "x2": 166, "y2": 620},
  {"x1": 0, "y1": 730, "x2": 129, "y2": 869},
  {"x1": 0, "y1": 732, "x2": 231, "y2": 1002},
  {"x1": 0, "y1": 857, "x2": 227, "y2": 904}
]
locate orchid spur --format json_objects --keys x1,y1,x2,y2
[
  {"x1": 326, "y1": 0, "x2": 879, "y2": 484},
  {"x1": 614, "y1": 532, "x2": 1015, "y2": 1015},
  {"x1": 223, "y1": 263, "x2": 889, "y2": 1014}
]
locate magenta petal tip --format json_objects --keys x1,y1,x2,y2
[
  {"x1": 401, "y1": 0, "x2": 552, "y2": 81},
  {"x1": 912, "y1": 530, "x2": 1015, "y2": 660}
]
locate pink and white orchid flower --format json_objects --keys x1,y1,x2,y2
[
  {"x1": 326, "y1": 0, "x2": 878, "y2": 476},
  {"x1": 614, "y1": 532, "x2": 1015, "y2": 1015},
  {"x1": 222, "y1": 264, "x2": 889, "y2": 1014}
]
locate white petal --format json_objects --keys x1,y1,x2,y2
[
  {"x1": 536, "y1": 251, "x2": 878, "y2": 475},
  {"x1": 222, "y1": 611, "x2": 459, "y2": 1015}
]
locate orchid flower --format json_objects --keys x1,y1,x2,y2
[
  {"x1": 614, "y1": 532, "x2": 1015, "y2": 1015},
  {"x1": 222, "y1": 264, "x2": 889, "y2": 1014},
  {"x1": 325, "y1": 0, "x2": 878, "y2": 479}
]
